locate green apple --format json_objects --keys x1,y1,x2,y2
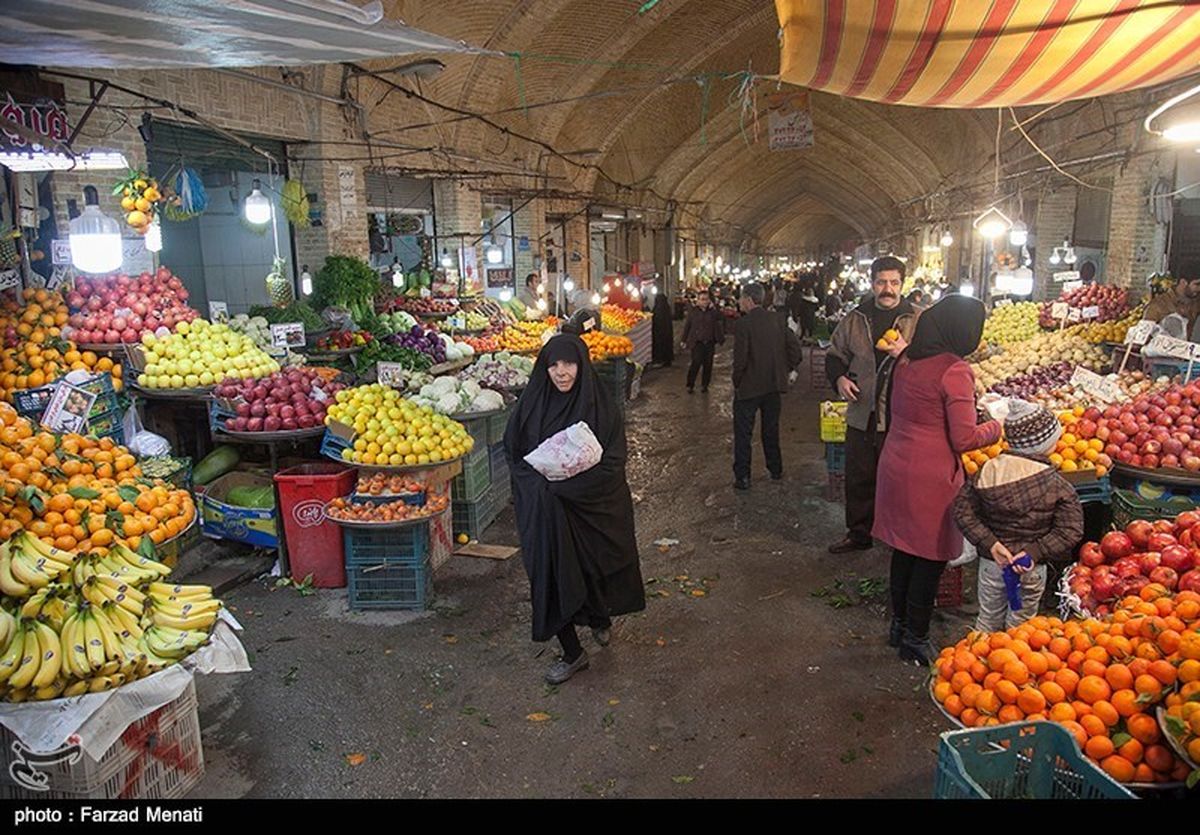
[
  {"x1": 184, "y1": 373, "x2": 200, "y2": 388},
  {"x1": 137, "y1": 373, "x2": 148, "y2": 387},
  {"x1": 199, "y1": 371, "x2": 215, "y2": 386},
  {"x1": 169, "y1": 374, "x2": 185, "y2": 388}
]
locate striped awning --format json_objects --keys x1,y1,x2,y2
[{"x1": 776, "y1": 0, "x2": 1200, "y2": 108}]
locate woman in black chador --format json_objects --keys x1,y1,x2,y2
[
  {"x1": 650, "y1": 290, "x2": 674, "y2": 367},
  {"x1": 503, "y1": 333, "x2": 645, "y2": 684}
]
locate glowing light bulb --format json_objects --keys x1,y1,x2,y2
[
  {"x1": 536, "y1": 298, "x2": 547, "y2": 311},
  {"x1": 68, "y1": 185, "x2": 122, "y2": 274},
  {"x1": 960, "y1": 283, "x2": 975, "y2": 297},
  {"x1": 243, "y1": 179, "x2": 271, "y2": 224},
  {"x1": 591, "y1": 292, "x2": 601, "y2": 305},
  {"x1": 940, "y1": 230, "x2": 954, "y2": 247},
  {"x1": 499, "y1": 289, "x2": 513, "y2": 302},
  {"x1": 563, "y1": 278, "x2": 575, "y2": 291},
  {"x1": 440, "y1": 249, "x2": 453, "y2": 269}
]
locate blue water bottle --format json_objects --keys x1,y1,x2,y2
[{"x1": 1002, "y1": 553, "x2": 1034, "y2": 610}]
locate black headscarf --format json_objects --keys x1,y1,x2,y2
[
  {"x1": 507, "y1": 334, "x2": 602, "y2": 457},
  {"x1": 906, "y1": 294, "x2": 986, "y2": 360}
]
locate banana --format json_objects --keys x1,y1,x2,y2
[
  {"x1": 0, "y1": 551, "x2": 30, "y2": 597},
  {"x1": 142, "y1": 629, "x2": 190, "y2": 659},
  {"x1": 19, "y1": 587, "x2": 52, "y2": 619},
  {"x1": 147, "y1": 598, "x2": 221, "y2": 618},
  {"x1": 7, "y1": 687, "x2": 29, "y2": 702},
  {"x1": 110, "y1": 545, "x2": 170, "y2": 577},
  {"x1": 8, "y1": 626, "x2": 42, "y2": 690},
  {"x1": 105, "y1": 601, "x2": 144, "y2": 640},
  {"x1": 146, "y1": 581, "x2": 213, "y2": 599},
  {"x1": 82, "y1": 610, "x2": 105, "y2": 671},
  {"x1": 40, "y1": 598, "x2": 75, "y2": 634},
  {"x1": 0, "y1": 607, "x2": 15, "y2": 651},
  {"x1": 30, "y1": 620, "x2": 62, "y2": 689},
  {"x1": 148, "y1": 608, "x2": 216, "y2": 632},
  {"x1": 91, "y1": 607, "x2": 123, "y2": 662},
  {"x1": 88, "y1": 675, "x2": 118, "y2": 693},
  {"x1": 0, "y1": 622, "x2": 28, "y2": 684},
  {"x1": 64, "y1": 610, "x2": 92, "y2": 679},
  {"x1": 94, "y1": 575, "x2": 146, "y2": 603},
  {"x1": 96, "y1": 660, "x2": 121, "y2": 676},
  {"x1": 62, "y1": 679, "x2": 89, "y2": 698},
  {"x1": 13, "y1": 531, "x2": 75, "y2": 567},
  {"x1": 33, "y1": 679, "x2": 65, "y2": 701}
]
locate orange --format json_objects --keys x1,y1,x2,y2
[
  {"x1": 1092, "y1": 700, "x2": 1120, "y2": 728},
  {"x1": 959, "y1": 708, "x2": 982, "y2": 727},
  {"x1": 1016, "y1": 688, "x2": 1046, "y2": 715},
  {"x1": 1048, "y1": 702, "x2": 1077, "y2": 723},
  {"x1": 1025, "y1": 652, "x2": 1049, "y2": 677},
  {"x1": 960, "y1": 683, "x2": 982, "y2": 708},
  {"x1": 1147, "y1": 659, "x2": 1177, "y2": 686},
  {"x1": 1061, "y1": 720, "x2": 1088, "y2": 749},
  {"x1": 1003, "y1": 661, "x2": 1030, "y2": 686},
  {"x1": 1104, "y1": 663, "x2": 1133, "y2": 691},
  {"x1": 1111, "y1": 689, "x2": 1140, "y2": 718},
  {"x1": 998, "y1": 705, "x2": 1024, "y2": 724},
  {"x1": 1117, "y1": 738, "x2": 1144, "y2": 764},
  {"x1": 1134, "y1": 674, "x2": 1162, "y2": 700},
  {"x1": 1079, "y1": 714, "x2": 1107, "y2": 738},
  {"x1": 1081, "y1": 659, "x2": 1108, "y2": 679},
  {"x1": 1054, "y1": 669, "x2": 1080, "y2": 697},
  {"x1": 1100, "y1": 755, "x2": 1136, "y2": 783},
  {"x1": 1085, "y1": 735, "x2": 1115, "y2": 760},
  {"x1": 934, "y1": 679, "x2": 956, "y2": 701},
  {"x1": 1077, "y1": 675, "x2": 1111, "y2": 705},
  {"x1": 1048, "y1": 637, "x2": 1071, "y2": 660},
  {"x1": 1127, "y1": 713, "x2": 1161, "y2": 745},
  {"x1": 1038, "y1": 681, "x2": 1066, "y2": 705},
  {"x1": 943, "y1": 694, "x2": 964, "y2": 717},
  {"x1": 1188, "y1": 738, "x2": 1200, "y2": 765},
  {"x1": 987, "y1": 648, "x2": 1018, "y2": 670},
  {"x1": 975, "y1": 689, "x2": 1001, "y2": 716},
  {"x1": 1178, "y1": 659, "x2": 1200, "y2": 684},
  {"x1": 995, "y1": 679, "x2": 1020, "y2": 705}
]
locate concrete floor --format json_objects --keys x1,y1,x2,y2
[{"x1": 190, "y1": 342, "x2": 975, "y2": 799}]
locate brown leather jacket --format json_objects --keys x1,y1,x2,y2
[{"x1": 826, "y1": 299, "x2": 918, "y2": 432}]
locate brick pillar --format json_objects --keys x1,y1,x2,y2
[
  {"x1": 564, "y1": 213, "x2": 590, "y2": 291},
  {"x1": 512, "y1": 197, "x2": 545, "y2": 280},
  {"x1": 1106, "y1": 152, "x2": 1167, "y2": 296},
  {"x1": 433, "y1": 180, "x2": 482, "y2": 287},
  {"x1": 1034, "y1": 188, "x2": 1078, "y2": 300}
]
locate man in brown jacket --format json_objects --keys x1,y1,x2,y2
[
  {"x1": 825, "y1": 256, "x2": 919, "y2": 553},
  {"x1": 1143, "y1": 276, "x2": 1200, "y2": 335},
  {"x1": 732, "y1": 282, "x2": 802, "y2": 489},
  {"x1": 953, "y1": 400, "x2": 1084, "y2": 633}
]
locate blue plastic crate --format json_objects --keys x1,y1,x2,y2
[
  {"x1": 1073, "y1": 476, "x2": 1111, "y2": 506},
  {"x1": 825, "y1": 442, "x2": 845, "y2": 474},
  {"x1": 321, "y1": 430, "x2": 352, "y2": 462},
  {"x1": 342, "y1": 523, "x2": 430, "y2": 566},
  {"x1": 347, "y1": 557, "x2": 432, "y2": 610},
  {"x1": 934, "y1": 723, "x2": 1134, "y2": 800},
  {"x1": 1148, "y1": 359, "x2": 1200, "y2": 383},
  {"x1": 349, "y1": 492, "x2": 425, "y2": 507}
]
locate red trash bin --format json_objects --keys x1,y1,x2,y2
[{"x1": 274, "y1": 463, "x2": 357, "y2": 588}]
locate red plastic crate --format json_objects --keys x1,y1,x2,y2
[
  {"x1": 936, "y1": 565, "x2": 964, "y2": 608},
  {"x1": 275, "y1": 463, "x2": 357, "y2": 588}
]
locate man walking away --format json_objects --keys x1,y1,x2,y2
[
  {"x1": 682, "y1": 289, "x2": 724, "y2": 393},
  {"x1": 732, "y1": 283, "x2": 802, "y2": 489},
  {"x1": 826, "y1": 256, "x2": 919, "y2": 553}
]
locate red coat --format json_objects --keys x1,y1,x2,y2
[{"x1": 872, "y1": 353, "x2": 1001, "y2": 562}]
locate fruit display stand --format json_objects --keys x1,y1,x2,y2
[{"x1": 625, "y1": 317, "x2": 652, "y2": 367}]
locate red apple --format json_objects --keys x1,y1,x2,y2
[
  {"x1": 1138, "y1": 552, "x2": 1162, "y2": 574},
  {"x1": 1148, "y1": 531, "x2": 1178, "y2": 552},
  {"x1": 1079, "y1": 542, "x2": 1106, "y2": 567},
  {"x1": 1113, "y1": 557, "x2": 1143, "y2": 578}
]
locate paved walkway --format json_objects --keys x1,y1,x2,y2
[{"x1": 191, "y1": 343, "x2": 972, "y2": 798}]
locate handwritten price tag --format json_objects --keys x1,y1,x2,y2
[
  {"x1": 993, "y1": 298, "x2": 1013, "y2": 309},
  {"x1": 1062, "y1": 280, "x2": 1084, "y2": 293},
  {"x1": 376, "y1": 362, "x2": 407, "y2": 387},
  {"x1": 1124, "y1": 320, "x2": 1157, "y2": 346},
  {"x1": 1082, "y1": 306, "x2": 1100, "y2": 321},
  {"x1": 1146, "y1": 333, "x2": 1198, "y2": 361},
  {"x1": 1067, "y1": 307, "x2": 1083, "y2": 323},
  {"x1": 1070, "y1": 366, "x2": 1123, "y2": 404},
  {"x1": 1051, "y1": 302, "x2": 1069, "y2": 320},
  {"x1": 270, "y1": 323, "x2": 305, "y2": 348}
]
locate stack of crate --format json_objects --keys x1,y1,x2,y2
[
  {"x1": 451, "y1": 404, "x2": 514, "y2": 540},
  {"x1": 820, "y1": 401, "x2": 847, "y2": 503}
]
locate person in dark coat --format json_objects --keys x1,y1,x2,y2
[
  {"x1": 680, "y1": 288, "x2": 724, "y2": 393},
  {"x1": 651, "y1": 289, "x2": 674, "y2": 367},
  {"x1": 873, "y1": 295, "x2": 1002, "y2": 665},
  {"x1": 731, "y1": 283, "x2": 803, "y2": 489},
  {"x1": 503, "y1": 334, "x2": 645, "y2": 684}
]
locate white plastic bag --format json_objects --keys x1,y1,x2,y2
[
  {"x1": 122, "y1": 406, "x2": 171, "y2": 457},
  {"x1": 524, "y1": 421, "x2": 603, "y2": 481}
]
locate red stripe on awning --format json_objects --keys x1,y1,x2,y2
[
  {"x1": 1065, "y1": 6, "x2": 1200, "y2": 100},
  {"x1": 1014, "y1": 0, "x2": 1142, "y2": 106},
  {"x1": 966, "y1": 0, "x2": 1078, "y2": 108},
  {"x1": 810, "y1": 0, "x2": 848, "y2": 89},
  {"x1": 923, "y1": 0, "x2": 1020, "y2": 107},
  {"x1": 882, "y1": 0, "x2": 954, "y2": 103},
  {"x1": 844, "y1": 0, "x2": 898, "y2": 98},
  {"x1": 1122, "y1": 26, "x2": 1200, "y2": 92}
]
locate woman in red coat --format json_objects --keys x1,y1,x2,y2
[{"x1": 873, "y1": 295, "x2": 1001, "y2": 665}]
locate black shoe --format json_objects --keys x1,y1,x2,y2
[
  {"x1": 687, "y1": 387, "x2": 694, "y2": 394},
  {"x1": 888, "y1": 617, "x2": 905, "y2": 648},
  {"x1": 898, "y1": 630, "x2": 937, "y2": 667},
  {"x1": 701, "y1": 387, "x2": 709, "y2": 393},
  {"x1": 733, "y1": 478, "x2": 750, "y2": 491},
  {"x1": 770, "y1": 471, "x2": 783, "y2": 481},
  {"x1": 827, "y1": 536, "x2": 873, "y2": 554},
  {"x1": 545, "y1": 650, "x2": 590, "y2": 684},
  {"x1": 592, "y1": 627, "x2": 611, "y2": 647}
]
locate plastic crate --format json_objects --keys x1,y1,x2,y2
[
  {"x1": 489, "y1": 442, "x2": 510, "y2": 484},
  {"x1": 934, "y1": 722, "x2": 1134, "y2": 799},
  {"x1": 936, "y1": 565, "x2": 963, "y2": 608},
  {"x1": 1073, "y1": 477, "x2": 1111, "y2": 506},
  {"x1": 139, "y1": 456, "x2": 192, "y2": 490},
  {"x1": 457, "y1": 415, "x2": 489, "y2": 450},
  {"x1": 429, "y1": 506, "x2": 453, "y2": 572},
  {"x1": 320, "y1": 430, "x2": 352, "y2": 462},
  {"x1": 13, "y1": 372, "x2": 121, "y2": 424},
  {"x1": 1111, "y1": 487, "x2": 1195, "y2": 529},
  {"x1": 451, "y1": 443, "x2": 491, "y2": 503},
  {"x1": 809, "y1": 347, "x2": 833, "y2": 392},
  {"x1": 452, "y1": 481, "x2": 508, "y2": 539},
  {"x1": 825, "y1": 471, "x2": 845, "y2": 504},
  {"x1": 487, "y1": 404, "x2": 512, "y2": 445},
  {"x1": 343, "y1": 523, "x2": 430, "y2": 566},
  {"x1": 1147, "y1": 358, "x2": 1200, "y2": 384},
  {"x1": 348, "y1": 556, "x2": 433, "y2": 610},
  {"x1": 819, "y1": 401, "x2": 847, "y2": 443},
  {"x1": 86, "y1": 407, "x2": 126, "y2": 445},
  {"x1": 825, "y1": 442, "x2": 845, "y2": 474},
  {"x1": 157, "y1": 520, "x2": 201, "y2": 569},
  {"x1": 0, "y1": 680, "x2": 204, "y2": 800}
]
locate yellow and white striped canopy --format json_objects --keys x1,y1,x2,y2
[{"x1": 776, "y1": 0, "x2": 1200, "y2": 108}]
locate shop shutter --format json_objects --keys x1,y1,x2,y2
[
  {"x1": 146, "y1": 122, "x2": 286, "y2": 176},
  {"x1": 364, "y1": 170, "x2": 432, "y2": 212}
]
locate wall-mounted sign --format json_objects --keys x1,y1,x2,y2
[
  {"x1": 51, "y1": 239, "x2": 71, "y2": 266},
  {"x1": 0, "y1": 91, "x2": 68, "y2": 151},
  {"x1": 518, "y1": 236, "x2": 530, "y2": 252},
  {"x1": 1053, "y1": 271, "x2": 1081, "y2": 283},
  {"x1": 486, "y1": 267, "x2": 514, "y2": 291},
  {"x1": 209, "y1": 301, "x2": 229, "y2": 323}
]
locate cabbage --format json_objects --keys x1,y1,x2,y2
[
  {"x1": 419, "y1": 384, "x2": 436, "y2": 398},
  {"x1": 457, "y1": 341, "x2": 475, "y2": 357},
  {"x1": 472, "y1": 389, "x2": 504, "y2": 412}
]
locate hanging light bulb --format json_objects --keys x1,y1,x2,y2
[
  {"x1": 144, "y1": 217, "x2": 162, "y2": 253},
  {"x1": 300, "y1": 265, "x2": 313, "y2": 296},
  {"x1": 536, "y1": 283, "x2": 546, "y2": 295},
  {"x1": 392, "y1": 263, "x2": 404, "y2": 288},
  {"x1": 1064, "y1": 246, "x2": 1077, "y2": 266},
  {"x1": 603, "y1": 282, "x2": 611, "y2": 293},
  {"x1": 499, "y1": 289, "x2": 513, "y2": 302},
  {"x1": 536, "y1": 297, "x2": 548, "y2": 311},
  {"x1": 486, "y1": 241, "x2": 503, "y2": 264},
  {"x1": 631, "y1": 287, "x2": 640, "y2": 299},
  {"x1": 1009, "y1": 219, "x2": 1028, "y2": 247},
  {"x1": 932, "y1": 288, "x2": 943, "y2": 300},
  {"x1": 1049, "y1": 248, "x2": 1062, "y2": 265},
  {"x1": 650, "y1": 285, "x2": 658, "y2": 295},
  {"x1": 563, "y1": 278, "x2": 575, "y2": 291},
  {"x1": 591, "y1": 292, "x2": 601, "y2": 305},
  {"x1": 69, "y1": 185, "x2": 122, "y2": 274},
  {"x1": 243, "y1": 179, "x2": 272, "y2": 224},
  {"x1": 439, "y1": 248, "x2": 453, "y2": 269}
]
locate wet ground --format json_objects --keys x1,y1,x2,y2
[{"x1": 190, "y1": 342, "x2": 975, "y2": 799}]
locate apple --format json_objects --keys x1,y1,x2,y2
[
  {"x1": 1100, "y1": 531, "x2": 1134, "y2": 561},
  {"x1": 1079, "y1": 542, "x2": 1106, "y2": 567},
  {"x1": 1177, "y1": 511, "x2": 1200, "y2": 531},
  {"x1": 1138, "y1": 552, "x2": 1162, "y2": 574},
  {"x1": 247, "y1": 417, "x2": 263, "y2": 432},
  {"x1": 1113, "y1": 557, "x2": 1142, "y2": 579},
  {"x1": 264, "y1": 416, "x2": 282, "y2": 432}
]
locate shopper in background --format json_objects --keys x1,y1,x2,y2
[
  {"x1": 651, "y1": 284, "x2": 675, "y2": 367},
  {"x1": 825, "y1": 256, "x2": 919, "y2": 554},
  {"x1": 731, "y1": 283, "x2": 803, "y2": 489},
  {"x1": 1144, "y1": 275, "x2": 1200, "y2": 334},
  {"x1": 954, "y1": 400, "x2": 1083, "y2": 632},
  {"x1": 873, "y1": 295, "x2": 1002, "y2": 665},
  {"x1": 517, "y1": 272, "x2": 540, "y2": 311},
  {"x1": 681, "y1": 289, "x2": 725, "y2": 393},
  {"x1": 503, "y1": 334, "x2": 645, "y2": 685}
]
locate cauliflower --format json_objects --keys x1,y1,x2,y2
[
  {"x1": 419, "y1": 383, "x2": 437, "y2": 398},
  {"x1": 436, "y1": 392, "x2": 462, "y2": 414},
  {"x1": 430, "y1": 376, "x2": 458, "y2": 396},
  {"x1": 461, "y1": 380, "x2": 482, "y2": 399},
  {"x1": 472, "y1": 389, "x2": 504, "y2": 412}
]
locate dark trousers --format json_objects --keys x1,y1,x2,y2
[
  {"x1": 686, "y1": 342, "x2": 716, "y2": 389},
  {"x1": 845, "y1": 424, "x2": 885, "y2": 543},
  {"x1": 733, "y1": 392, "x2": 782, "y2": 480},
  {"x1": 889, "y1": 549, "x2": 947, "y2": 639}
]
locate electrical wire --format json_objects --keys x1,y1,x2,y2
[{"x1": 1008, "y1": 107, "x2": 1113, "y2": 191}]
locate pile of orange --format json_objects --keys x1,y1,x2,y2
[
  {"x1": 0, "y1": 402, "x2": 194, "y2": 555},
  {"x1": 0, "y1": 289, "x2": 113, "y2": 401},
  {"x1": 600, "y1": 304, "x2": 648, "y2": 334},
  {"x1": 962, "y1": 441, "x2": 1007, "y2": 476},
  {"x1": 1049, "y1": 407, "x2": 1112, "y2": 477},
  {"x1": 581, "y1": 330, "x2": 633, "y2": 362},
  {"x1": 933, "y1": 587, "x2": 1200, "y2": 785}
]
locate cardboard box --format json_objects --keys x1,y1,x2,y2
[{"x1": 199, "y1": 471, "x2": 279, "y2": 548}]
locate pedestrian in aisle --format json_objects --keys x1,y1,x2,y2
[
  {"x1": 825, "y1": 256, "x2": 919, "y2": 554},
  {"x1": 503, "y1": 334, "x2": 646, "y2": 685},
  {"x1": 651, "y1": 284, "x2": 675, "y2": 367},
  {"x1": 681, "y1": 289, "x2": 724, "y2": 393},
  {"x1": 954, "y1": 400, "x2": 1084, "y2": 632},
  {"x1": 731, "y1": 282, "x2": 803, "y2": 490},
  {"x1": 873, "y1": 295, "x2": 1002, "y2": 665}
]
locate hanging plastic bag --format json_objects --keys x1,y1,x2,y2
[
  {"x1": 523, "y1": 421, "x2": 603, "y2": 481},
  {"x1": 122, "y1": 406, "x2": 171, "y2": 458}
]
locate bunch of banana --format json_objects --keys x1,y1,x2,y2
[
  {"x1": 0, "y1": 533, "x2": 76, "y2": 597},
  {"x1": 0, "y1": 618, "x2": 63, "y2": 698},
  {"x1": 19, "y1": 584, "x2": 78, "y2": 632},
  {"x1": 143, "y1": 591, "x2": 220, "y2": 633},
  {"x1": 71, "y1": 544, "x2": 171, "y2": 589},
  {"x1": 0, "y1": 607, "x2": 16, "y2": 654},
  {"x1": 58, "y1": 603, "x2": 144, "y2": 695}
]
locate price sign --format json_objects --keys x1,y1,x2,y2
[
  {"x1": 51, "y1": 240, "x2": 71, "y2": 266},
  {"x1": 42, "y1": 382, "x2": 96, "y2": 435},
  {"x1": 376, "y1": 362, "x2": 408, "y2": 388},
  {"x1": 1082, "y1": 306, "x2": 1100, "y2": 321},
  {"x1": 1124, "y1": 319, "x2": 1157, "y2": 346},
  {"x1": 1145, "y1": 333, "x2": 1198, "y2": 361},
  {"x1": 209, "y1": 301, "x2": 229, "y2": 323},
  {"x1": 0, "y1": 269, "x2": 19, "y2": 291},
  {"x1": 1062, "y1": 280, "x2": 1084, "y2": 293},
  {"x1": 1067, "y1": 307, "x2": 1083, "y2": 323},
  {"x1": 270, "y1": 323, "x2": 305, "y2": 348},
  {"x1": 1051, "y1": 302, "x2": 1069, "y2": 320},
  {"x1": 46, "y1": 266, "x2": 70, "y2": 292},
  {"x1": 993, "y1": 298, "x2": 1013, "y2": 309},
  {"x1": 1069, "y1": 366, "x2": 1124, "y2": 404},
  {"x1": 1054, "y1": 271, "x2": 1081, "y2": 283}
]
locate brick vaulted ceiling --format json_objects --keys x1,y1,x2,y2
[{"x1": 378, "y1": 0, "x2": 1003, "y2": 251}]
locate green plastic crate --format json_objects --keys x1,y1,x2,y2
[
  {"x1": 451, "y1": 444, "x2": 492, "y2": 503},
  {"x1": 486, "y1": 405, "x2": 511, "y2": 445},
  {"x1": 1111, "y1": 488, "x2": 1195, "y2": 530},
  {"x1": 935, "y1": 723, "x2": 1134, "y2": 799}
]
